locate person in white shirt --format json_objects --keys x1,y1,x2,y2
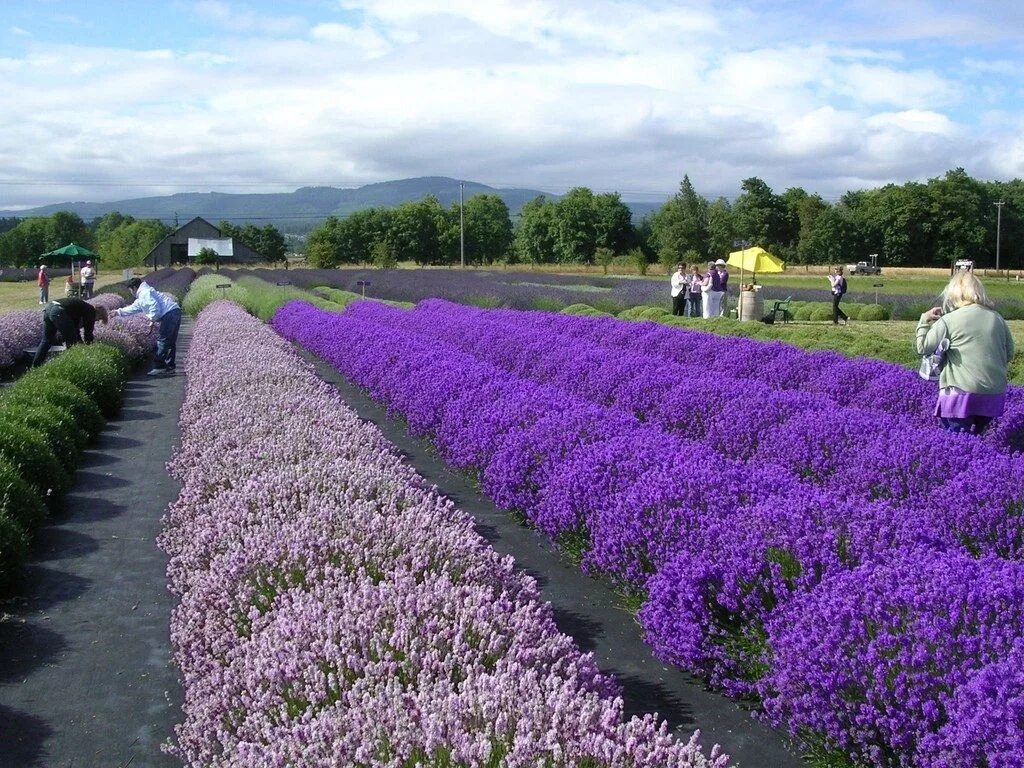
[
  {"x1": 670, "y1": 262, "x2": 687, "y2": 316},
  {"x1": 80, "y1": 260, "x2": 97, "y2": 299},
  {"x1": 112, "y1": 278, "x2": 182, "y2": 375}
]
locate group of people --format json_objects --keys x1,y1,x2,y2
[
  {"x1": 36, "y1": 261, "x2": 97, "y2": 303},
  {"x1": 31, "y1": 277, "x2": 182, "y2": 377},
  {"x1": 670, "y1": 259, "x2": 731, "y2": 319}
]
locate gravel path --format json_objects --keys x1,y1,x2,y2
[{"x1": 0, "y1": 326, "x2": 189, "y2": 768}]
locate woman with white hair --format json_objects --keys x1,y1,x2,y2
[{"x1": 916, "y1": 271, "x2": 1015, "y2": 435}]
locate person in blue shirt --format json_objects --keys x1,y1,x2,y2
[{"x1": 112, "y1": 278, "x2": 182, "y2": 375}]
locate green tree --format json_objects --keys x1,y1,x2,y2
[
  {"x1": 592, "y1": 192, "x2": 635, "y2": 254},
  {"x1": 799, "y1": 205, "x2": 865, "y2": 264},
  {"x1": 98, "y1": 219, "x2": 169, "y2": 270},
  {"x1": 927, "y1": 168, "x2": 989, "y2": 268},
  {"x1": 554, "y1": 187, "x2": 599, "y2": 264},
  {"x1": 650, "y1": 175, "x2": 709, "y2": 260},
  {"x1": 48, "y1": 211, "x2": 91, "y2": 250},
  {"x1": 461, "y1": 194, "x2": 513, "y2": 265},
  {"x1": 194, "y1": 246, "x2": 219, "y2": 265},
  {"x1": 732, "y1": 177, "x2": 794, "y2": 250},
  {"x1": 706, "y1": 197, "x2": 735, "y2": 260},
  {"x1": 514, "y1": 196, "x2": 559, "y2": 264},
  {"x1": 387, "y1": 196, "x2": 450, "y2": 265}
]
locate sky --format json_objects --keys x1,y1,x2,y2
[{"x1": 2, "y1": 0, "x2": 1024, "y2": 210}]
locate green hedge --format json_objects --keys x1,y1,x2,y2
[{"x1": 0, "y1": 342, "x2": 131, "y2": 590}]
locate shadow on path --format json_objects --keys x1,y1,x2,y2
[{"x1": 0, "y1": 324, "x2": 190, "y2": 768}]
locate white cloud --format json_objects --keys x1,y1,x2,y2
[{"x1": 0, "y1": 0, "x2": 1020, "y2": 208}]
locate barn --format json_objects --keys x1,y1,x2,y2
[{"x1": 145, "y1": 217, "x2": 263, "y2": 267}]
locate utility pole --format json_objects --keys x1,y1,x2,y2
[
  {"x1": 459, "y1": 181, "x2": 465, "y2": 269},
  {"x1": 994, "y1": 200, "x2": 1005, "y2": 279}
]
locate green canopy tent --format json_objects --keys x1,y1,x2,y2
[
  {"x1": 39, "y1": 243, "x2": 98, "y2": 284},
  {"x1": 39, "y1": 243, "x2": 98, "y2": 263}
]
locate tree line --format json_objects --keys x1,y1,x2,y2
[
  {"x1": 305, "y1": 168, "x2": 1024, "y2": 270},
  {"x1": 0, "y1": 213, "x2": 287, "y2": 269},
  {"x1": 1, "y1": 167, "x2": 1018, "y2": 270}
]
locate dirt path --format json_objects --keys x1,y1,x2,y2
[
  {"x1": 296, "y1": 345, "x2": 803, "y2": 768},
  {"x1": 0, "y1": 327, "x2": 189, "y2": 768}
]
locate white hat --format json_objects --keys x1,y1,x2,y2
[
  {"x1": 85, "y1": 260, "x2": 92, "y2": 265},
  {"x1": 715, "y1": 258, "x2": 726, "y2": 265}
]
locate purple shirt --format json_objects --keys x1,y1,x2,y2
[
  {"x1": 710, "y1": 270, "x2": 724, "y2": 292},
  {"x1": 934, "y1": 389, "x2": 1006, "y2": 419}
]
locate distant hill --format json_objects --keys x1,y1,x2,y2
[
  {"x1": 0, "y1": 177, "x2": 558, "y2": 233},
  {"x1": 0, "y1": 176, "x2": 664, "y2": 232}
]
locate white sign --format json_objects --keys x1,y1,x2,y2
[{"x1": 188, "y1": 238, "x2": 233, "y2": 257}]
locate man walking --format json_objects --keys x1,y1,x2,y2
[
  {"x1": 112, "y1": 277, "x2": 182, "y2": 375},
  {"x1": 828, "y1": 266, "x2": 849, "y2": 324}
]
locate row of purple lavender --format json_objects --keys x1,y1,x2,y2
[
  {"x1": 272, "y1": 298, "x2": 1024, "y2": 767},
  {"x1": 161, "y1": 299, "x2": 727, "y2": 767}
]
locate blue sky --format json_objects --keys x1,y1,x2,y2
[{"x1": 2, "y1": 0, "x2": 1023, "y2": 209}]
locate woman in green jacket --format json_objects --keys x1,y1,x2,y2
[{"x1": 916, "y1": 271, "x2": 1015, "y2": 435}]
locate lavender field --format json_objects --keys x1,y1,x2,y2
[
  {"x1": 271, "y1": 297, "x2": 1024, "y2": 767},
  {"x1": 163, "y1": 299, "x2": 728, "y2": 767}
]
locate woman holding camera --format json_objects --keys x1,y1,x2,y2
[{"x1": 916, "y1": 271, "x2": 1014, "y2": 435}]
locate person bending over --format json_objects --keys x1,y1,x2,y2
[
  {"x1": 112, "y1": 277, "x2": 182, "y2": 375},
  {"x1": 32, "y1": 297, "x2": 108, "y2": 367}
]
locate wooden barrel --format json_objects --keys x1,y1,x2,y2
[{"x1": 737, "y1": 291, "x2": 764, "y2": 322}]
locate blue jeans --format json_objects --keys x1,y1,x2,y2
[
  {"x1": 939, "y1": 416, "x2": 993, "y2": 435},
  {"x1": 686, "y1": 293, "x2": 702, "y2": 317},
  {"x1": 154, "y1": 308, "x2": 182, "y2": 370}
]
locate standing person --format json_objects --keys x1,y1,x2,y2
[
  {"x1": 715, "y1": 258, "x2": 730, "y2": 316},
  {"x1": 828, "y1": 266, "x2": 849, "y2": 324},
  {"x1": 686, "y1": 264, "x2": 703, "y2": 317},
  {"x1": 916, "y1": 271, "x2": 1014, "y2": 436},
  {"x1": 37, "y1": 264, "x2": 49, "y2": 304},
  {"x1": 31, "y1": 297, "x2": 108, "y2": 367},
  {"x1": 670, "y1": 263, "x2": 688, "y2": 316},
  {"x1": 703, "y1": 261, "x2": 724, "y2": 318},
  {"x1": 112, "y1": 277, "x2": 182, "y2": 375},
  {"x1": 80, "y1": 260, "x2": 97, "y2": 299}
]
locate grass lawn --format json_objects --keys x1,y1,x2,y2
[{"x1": 0, "y1": 274, "x2": 126, "y2": 313}]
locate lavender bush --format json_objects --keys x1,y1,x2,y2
[
  {"x1": 162, "y1": 299, "x2": 727, "y2": 767},
  {"x1": 271, "y1": 297, "x2": 1024, "y2": 765}
]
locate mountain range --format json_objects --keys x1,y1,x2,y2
[{"x1": 0, "y1": 177, "x2": 662, "y2": 232}]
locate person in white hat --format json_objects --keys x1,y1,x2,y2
[
  {"x1": 715, "y1": 258, "x2": 730, "y2": 316},
  {"x1": 80, "y1": 260, "x2": 97, "y2": 299},
  {"x1": 37, "y1": 264, "x2": 50, "y2": 304}
]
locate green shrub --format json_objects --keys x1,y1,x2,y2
[
  {"x1": 0, "y1": 459, "x2": 47, "y2": 531},
  {"x1": 792, "y1": 303, "x2": 816, "y2": 320},
  {"x1": 3, "y1": 377, "x2": 104, "y2": 437},
  {"x1": 0, "y1": 402, "x2": 88, "y2": 472},
  {"x1": 95, "y1": 283, "x2": 133, "y2": 302},
  {"x1": 561, "y1": 303, "x2": 612, "y2": 317},
  {"x1": 0, "y1": 510, "x2": 29, "y2": 591},
  {"x1": 0, "y1": 421, "x2": 69, "y2": 504},
  {"x1": 809, "y1": 307, "x2": 834, "y2": 322},
  {"x1": 312, "y1": 286, "x2": 363, "y2": 308},
  {"x1": 618, "y1": 305, "x2": 656, "y2": 321},
  {"x1": 858, "y1": 304, "x2": 890, "y2": 321},
  {"x1": 590, "y1": 297, "x2": 627, "y2": 315},
  {"x1": 464, "y1": 294, "x2": 503, "y2": 309},
  {"x1": 530, "y1": 295, "x2": 567, "y2": 312},
  {"x1": 639, "y1": 306, "x2": 671, "y2": 320},
  {"x1": 999, "y1": 303, "x2": 1024, "y2": 321},
  {"x1": 36, "y1": 345, "x2": 128, "y2": 418},
  {"x1": 183, "y1": 274, "x2": 246, "y2": 317},
  {"x1": 893, "y1": 300, "x2": 933, "y2": 321}
]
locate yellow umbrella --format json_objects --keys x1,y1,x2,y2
[{"x1": 726, "y1": 246, "x2": 785, "y2": 284}]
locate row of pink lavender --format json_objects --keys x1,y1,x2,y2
[
  {"x1": 271, "y1": 298, "x2": 1024, "y2": 767},
  {"x1": 160, "y1": 299, "x2": 727, "y2": 767},
  {"x1": 0, "y1": 293, "x2": 156, "y2": 366}
]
